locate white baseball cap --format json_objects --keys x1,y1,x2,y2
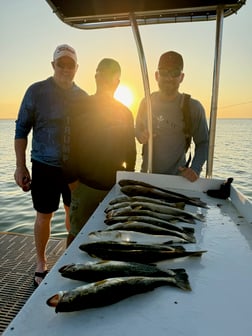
[{"x1": 53, "y1": 44, "x2": 77, "y2": 63}]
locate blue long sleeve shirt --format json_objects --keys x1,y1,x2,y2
[{"x1": 15, "y1": 77, "x2": 87, "y2": 167}]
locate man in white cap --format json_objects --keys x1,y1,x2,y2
[{"x1": 14, "y1": 44, "x2": 87, "y2": 287}]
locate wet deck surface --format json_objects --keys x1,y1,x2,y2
[{"x1": 0, "y1": 232, "x2": 65, "y2": 334}]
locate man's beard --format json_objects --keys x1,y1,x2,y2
[{"x1": 159, "y1": 81, "x2": 179, "y2": 96}]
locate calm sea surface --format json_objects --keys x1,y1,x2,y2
[{"x1": 1, "y1": 119, "x2": 251, "y2": 238}]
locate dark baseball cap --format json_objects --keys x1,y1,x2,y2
[{"x1": 158, "y1": 51, "x2": 184, "y2": 70}]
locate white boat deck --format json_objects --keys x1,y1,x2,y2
[{"x1": 3, "y1": 172, "x2": 252, "y2": 336}]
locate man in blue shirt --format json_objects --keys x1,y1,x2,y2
[
  {"x1": 135, "y1": 51, "x2": 208, "y2": 182},
  {"x1": 14, "y1": 44, "x2": 87, "y2": 287}
]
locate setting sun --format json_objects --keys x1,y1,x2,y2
[{"x1": 114, "y1": 85, "x2": 134, "y2": 108}]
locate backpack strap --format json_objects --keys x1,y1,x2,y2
[{"x1": 181, "y1": 93, "x2": 192, "y2": 167}]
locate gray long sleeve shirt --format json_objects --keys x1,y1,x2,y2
[{"x1": 135, "y1": 92, "x2": 209, "y2": 175}]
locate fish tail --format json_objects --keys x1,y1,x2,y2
[
  {"x1": 187, "y1": 235, "x2": 196, "y2": 243},
  {"x1": 182, "y1": 227, "x2": 195, "y2": 234},
  {"x1": 174, "y1": 271, "x2": 192, "y2": 291},
  {"x1": 182, "y1": 231, "x2": 196, "y2": 243},
  {"x1": 197, "y1": 214, "x2": 205, "y2": 221},
  {"x1": 190, "y1": 199, "x2": 209, "y2": 209},
  {"x1": 184, "y1": 217, "x2": 195, "y2": 224},
  {"x1": 175, "y1": 202, "x2": 185, "y2": 210}
]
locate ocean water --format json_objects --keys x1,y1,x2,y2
[{"x1": 1, "y1": 119, "x2": 251, "y2": 238}]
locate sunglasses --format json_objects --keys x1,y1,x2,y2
[
  {"x1": 55, "y1": 62, "x2": 76, "y2": 70},
  {"x1": 158, "y1": 69, "x2": 182, "y2": 78}
]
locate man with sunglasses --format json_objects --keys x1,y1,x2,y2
[
  {"x1": 14, "y1": 44, "x2": 87, "y2": 287},
  {"x1": 135, "y1": 51, "x2": 208, "y2": 182}
]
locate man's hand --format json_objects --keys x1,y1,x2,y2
[
  {"x1": 14, "y1": 166, "x2": 31, "y2": 191},
  {"x1": 179, "y1": 166, "x2": 199, "y2": 182}
]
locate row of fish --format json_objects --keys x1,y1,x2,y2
[
  {"x1": 47, "y1": 260, "x2": 191, "y2": 312},
  {"x1": 47, "y1": 179, "x2": 207, "y2": 313},
  {"x1": 105, "y1": 201, "x2": 204, "y2": 224},
  {"x1": 102, "y1": 180, "x2": 205, "y2": 245},
  {"x1": 47, "y1": 239, "x2": 204, "y2": 312}
]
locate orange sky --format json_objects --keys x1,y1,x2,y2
[{"x1": 1, "y1": 1, "x2": 251, "y2": 120}]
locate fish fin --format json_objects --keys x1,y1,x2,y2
[
  {"x1": 170, "y1": 268, "x2": 187, "y2": 274},
  {"x1": 180, "y1": 230, "x2": 196, "y2": 243},
  {"x1": 169, "y1": 245, "x2": 186, "y2": 251},
  {"x1": 58, "y1": 265, "x2": 69, "y2": 273},
  {"x1": 161, "y1": 240, "x2": 175, "y2": 245},
  {"x1": 132, "y1": 205, "x2": 143, "y2": 210},
  {"x1": 87, "y1": 253, "x2": 100, "y2": 258},
  {"x1": 182, "y1": 234, "x2": 196, "y2": 243},
  {"x1": 179, "y1": 217, "x2": 195, "y2": 224}
]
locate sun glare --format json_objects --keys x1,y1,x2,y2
[{"x1": 114, "y1": 85, "x2": 134, "y2": 108}]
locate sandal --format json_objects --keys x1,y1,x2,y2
[{"x1": 34, "y1": 270, "x2": 48, "y2": 288}]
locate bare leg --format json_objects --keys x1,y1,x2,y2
[
  {"x1": 34, "y1": 211, "x2": 53, "y2": 286},
  {"x1": 64, "y1": 204, "x2": 70, "y2": 232},
  {"x1": 66, "y1": 181, "x2": 79, "y2": 247}
]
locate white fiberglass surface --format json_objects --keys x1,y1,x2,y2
[{"x1": 4, "y1": 173, "x2": 252, "y2": 336}]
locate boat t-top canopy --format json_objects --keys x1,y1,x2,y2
[
  {"x1": 46, "y1": 0, "x2": 246, "y2": 177},
  {"x1": 46, "y1": 0, "x2": 245, "y2": 29}
]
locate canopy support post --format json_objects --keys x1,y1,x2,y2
[
  {"x1": 206, "y1": 6, "x2": 224, "y2": 178},
  {"x1": 129, "y1": 12, "x2": 153, "y2": 173}
]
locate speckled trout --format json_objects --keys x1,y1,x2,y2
[
  {"x1": 47, "y1": 275, "x2": 191, "y2": 313},
  {"x1": 104, "y1": 221, "x2": 195, "y2": 243},
  {"x1": 79, "y1": 241, "x2": 206, "y2": 263},
  {"x1": 58, "y1": 260, "x2": 190, "y2": 288},
  {"x1": 88, "y1": 229, "x2": 189, "y2": 244},
  {"x1": 107, "y1": 195, "x2": 185, "y2": 210}
]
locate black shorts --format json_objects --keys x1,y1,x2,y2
[{"x1": 31, "y1": 160, "x2": 71, "y2": 214}]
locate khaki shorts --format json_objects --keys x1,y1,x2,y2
[{"x1": 69, "y1": 182, "x2": 108, "y2": 236}]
